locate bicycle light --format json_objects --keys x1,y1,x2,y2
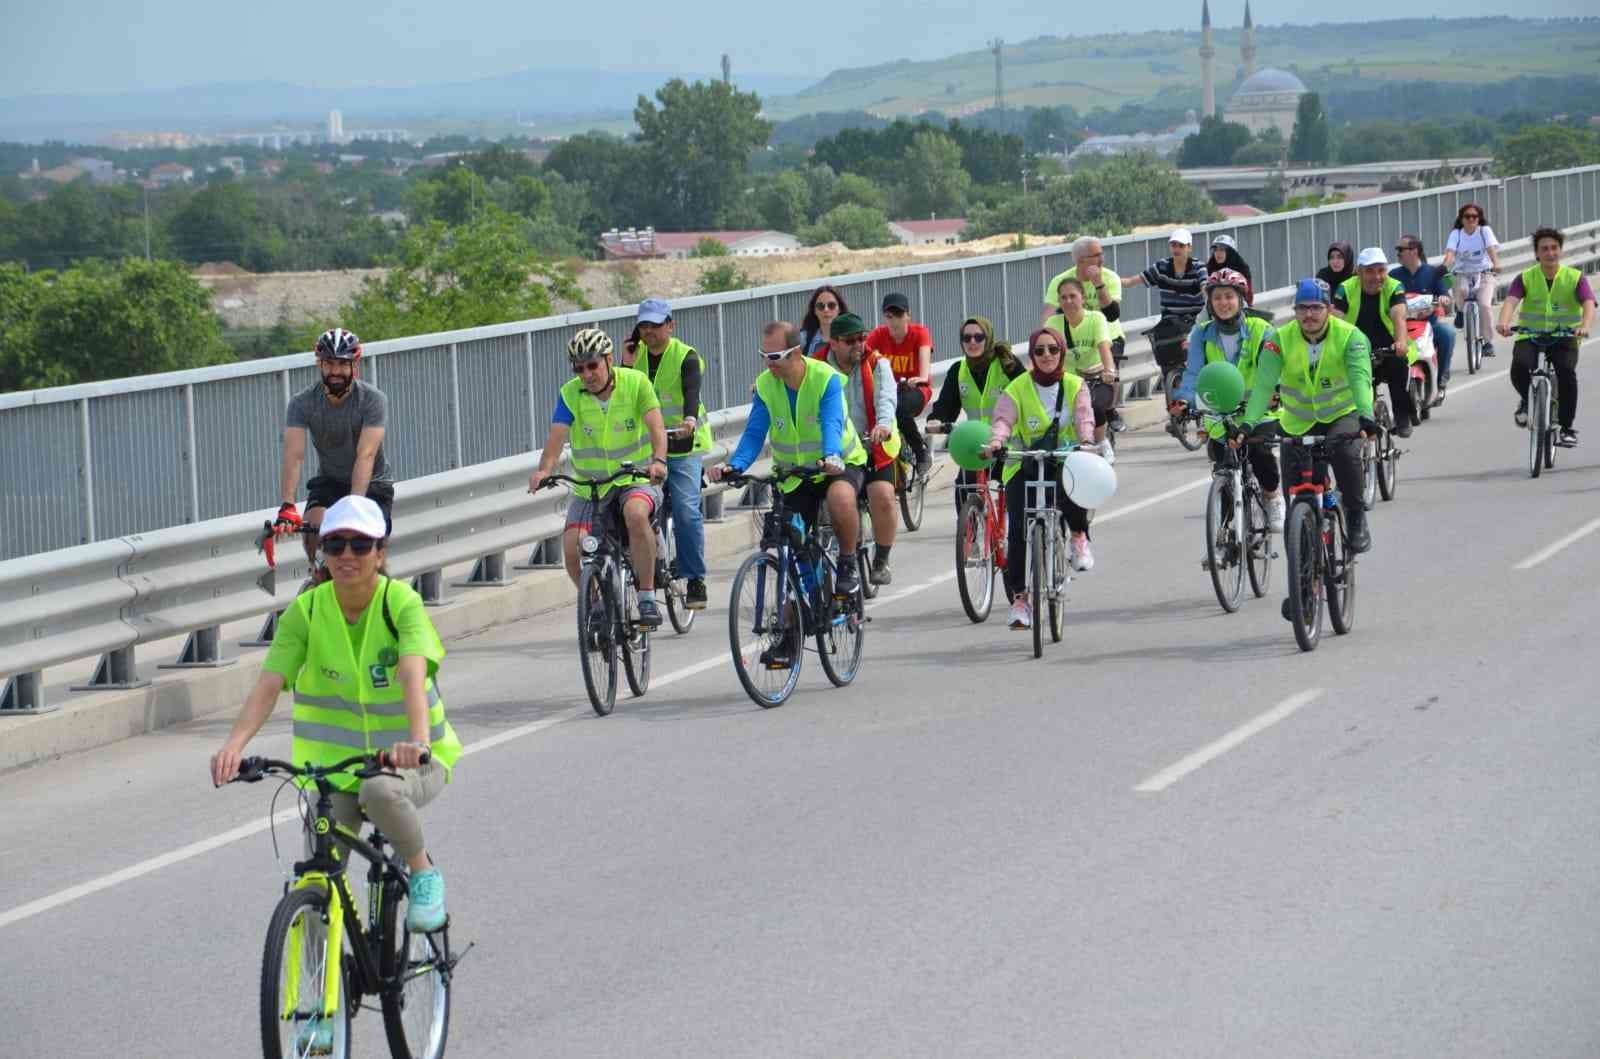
[{"x1": 580, "y1": 535, "x2": 600, "y2": 555}]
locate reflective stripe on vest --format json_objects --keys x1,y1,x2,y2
[
  {"x1": 1274, "y1": 319, "x2": 1360, "y2": 435},
  {"x1": 957, "y1": 357, "x2": 1009, "y2": 423},
  {"x1": 755, "y1": 358, "x2": 867, "y2": 491},
  {"x1": 642, "y1": 337, "x2": 713, "y2": 454},
  {"x1": 1517, "y1": 265, "x2": 1583, "y2": 332},
  {"x1": 1000, "y1": 372, "x2": 1083, "y2": 484},
  {"x1": 560, "y1": 366, "x2": 655, "y2": 498}
]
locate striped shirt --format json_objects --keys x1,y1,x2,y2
[{"x1": 1141, "y1": 257, "x2": 1208, "y2": 316}]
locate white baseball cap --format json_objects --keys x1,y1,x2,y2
[
  {"x1": 1356, "y1": 247, "x2": 1389, "y2": 268},
  {"x1": 319, "y1": 495, "x2": 388, "y2": 539},
  {"x1": 1169, "y1": 228, "x2": 1193, "y2": 245}
]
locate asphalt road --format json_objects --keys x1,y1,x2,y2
[{"x1": 4, "y1": 338, "x2": 1599, "y2": 1059}]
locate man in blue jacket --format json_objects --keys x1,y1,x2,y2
[{"x1": 1390, "y1": 234, "x2": 1455, "y2": 397}]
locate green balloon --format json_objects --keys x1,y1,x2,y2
[
  {"x1": 1195, "y1": 360, "x2": 1246, "y2": 414},
  {"x1": 948, "y1": 419, "x2": 994, "y2": 471}
]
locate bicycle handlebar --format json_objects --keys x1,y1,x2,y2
[
  {"x1": 719, "y1": 461, "x2": 829, "y2": 488},
  {"x1": 231, "y1": 749, "x2": 431, "y2": 785},
  {"x1": 535, "y1": 463, "x2": 655, "y2": 496},
  {"x1": 998, "y1": 443, "x2": 1085, "y2": 461}
]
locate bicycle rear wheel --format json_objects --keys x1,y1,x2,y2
[
  {"x1": 1376, "y1": 404, "x2": 1397, "y2": 501},
  {"x1": 1029, "y1": 521, "x2": 1045, "y2": 659},
  {"x1": 1205, "y1": 475, "x2": 1244, "y2": 613},
  {"x1": 577, "y1": 564, "x2": 618, "y2": 716},
  {"x1": 899, "y1": 460, "x2": 926, "y2": 531},
  {"x1": 1529, "y1": 379, "x2": 1547, "y2": 478},
  {"x1": 1245, "y1": 482, "x2": 1272, "y2": 598},
  {"x1": 1284, "y1": 501, "x2": 1323, "y2": 653},
  {"x1": 728, "y1": 552, "x2": 803, "y2": 708},
  {"x1": 261, "y1": 886, "x2": 352, "y2": 1059},
  {"x1": 379, "y1": 887, "x2": 450, "y2": 1059},
  {"x1": 815, "y1": 561, "x2": 864, "y2": 687},
  {"x1": 955, "y1": 494, "x2": 995, "y2": 623},
  {"x1": 620, "y1": 574, "x2": 650, "y2": 698},
  {"x1": 1326, "y1": 506, "x2": 1356, "y2": 636},
  {"x1": 660, "y1": 522, "x2": 696, "y2": 635}
]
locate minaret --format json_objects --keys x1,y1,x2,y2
[
  {"x1": 1241, "y1": 1, "x2": 1257, "y2": 79},
  {"x1": 1200, "y1": 0, "x2": 1216, "y2": 119}
]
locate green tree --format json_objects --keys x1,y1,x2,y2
[
  {"x1": 0, "y1": 264, "x2": 52, "y2": 392},
  {"x1": 690, "y1": 236, "x2": 730, "y2": 257},
  {"x1": 798, "y1": 204, "x2": 897, "y2": 249},
  {"x1": 633, "y1": 78, "x2": 771, "y2": 229},
  {"x1": 827, "y1": 172, "x2": 888, "y2": 214},
  {"x1": 966, "y1": 153, "x2": 1219, "y2": 238},
  {"x1": 338, "y1": 206, "x2": 585, "y2": 342},
  {"x1": 756, "y1": 170, "x2": 812, "y2": 232},
  {"x1": 1496, "y1": 124, "x2": 1600, "y2": 176},
  {"x1": 697, "y1": 260, "x2": 752, "y2": 294},
  {"x1": 1178, "y1": 116, "x2": 1253, "y2": 167},
  {"x1": 897, "y1": 130, "x2": 972, "y2": 219},
  {"x1": 167, "y1": 181, "x2": 263, "y2": 264},
  {"x1": 1289, "y1": 93, "x2": 1331, "y2": 164}
]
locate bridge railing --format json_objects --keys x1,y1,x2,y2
[{"x1": 3, "y1": 163, "x2": 1598, "y2": 560}]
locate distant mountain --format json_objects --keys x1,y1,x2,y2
[{"x1": 0, "y1": 68, "x2": 816, "y2": 141}]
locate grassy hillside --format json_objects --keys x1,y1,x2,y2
[{"x1": 762, "y1": 17, "x2": 1600, "y2": 123}]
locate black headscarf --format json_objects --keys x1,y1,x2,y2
[{"x1": 1316, "y1": 241, "x2": 1354, "y2": 294}]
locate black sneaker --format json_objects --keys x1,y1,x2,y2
[
  {"x1": 869, "y1": 557, "x2": 893, "y2": 585},
  {"x1": 759, "y1": 643, "x2": 793, "y2": 669},
  {"x1": 1280, "y1": 598, "x2": 1296, "y2": 622},
  {"x1": 636, "y1": 598, "x2": 663, "y2": 629},
  {"x1": 1348, "y1": 522, "x2": 1372, "y2": 554},
  {"x1": 1558, "y1": 428, "x2": 1579, "y2": 448},
  {"x1": 914, "y1": 450, "x2": 933, "y2": 475},
  {"x1": 1394, "y1": 420, "x2": 1413, "y2": 439},
  {"x1": 1481, "y1": 339, "x2": 1495, "y2": 358},
  {"x1": 685, "y1": 578, "x2": 708, "y2": 610},
  {"x1": 834, "y1": 561, "x2": 861, "y2": 598},
  {"x1": 1514, "y1": 400, "x2": 1528, "y2": 428}
]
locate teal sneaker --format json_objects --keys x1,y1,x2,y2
[
  {"x1": 294, "y1": 1019, "x2": 334, "y2": 1056},
  {"x1": 406, "y1": 868, "x2": 446, "y2": 932}
]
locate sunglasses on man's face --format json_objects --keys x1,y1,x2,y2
[
  {"x1": 321, "y1": 536, "x2": 378, "y2": 557},
  {"x1": 761, "y1": 345, "x2": 799, "y2": 362},
  {"x1": 814, "y1": 300, "x2": 839, "y2": 311},
  {"x1": 961, "y1": 332, "x2": 986, "y2": 344},
  {"x1": 572, "y1": 359, "x2": 605, "y2": 375},
  {"x1": 836, "y1": 334, "x2": 866, "y2": 346}
]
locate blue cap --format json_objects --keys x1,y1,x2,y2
[
  {"x1": 637, "y1": 298, "x2": 671, "y2": 324},
  {"x1": 1293, "y1": 277, "x2": 1331, "y2": 305}
]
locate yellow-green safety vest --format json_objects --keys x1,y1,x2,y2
[
  {"x1": 1274, "y1": 317, "x2": 1364, "y2": 436},
  {"x1": 956, "y1": 357, "x2": 1010, "y2": 424},
  {"x1": 1340, "y1": 275, "x2": 1418, "y2": 365},
  {"x1": 1517, "y1": 265, "x2": 1584, "y2": 333},
  {"x1": 1044, "y1": 310, "x2": 1113, "y2": 376},
  {"x1": 1000, "y1": 372, "x2": 1083, "y2": 484},
  {"x1": 754, "y1": 358, "x2": 867, "y2": 492},
  {"x1": 642, "y1": 337, "x2": 713, "y2": 454},
  {"x1": 560, "y1": 365, "x2": 657, "y2": 498},
  {"x1": 289, "y1": 577, "x2": 461, "y2": 793},
  {"x1": 1199, "y1": 316, "x2": 1278, "y2": 440}
]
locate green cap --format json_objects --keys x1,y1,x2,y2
[
  {"x1": 1195, "y1": 360, "x2": 1246, "y2": 414},
  {"x1": 831, "y1": 312, "x2": 868, "y2": 337},
  {"x1": 948, "y1": 419, "x2": 993, "y2": 471}
]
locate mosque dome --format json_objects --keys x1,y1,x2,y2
[{"x1": 1233, "y1": 68, "x2": 1308, "y2": 97}]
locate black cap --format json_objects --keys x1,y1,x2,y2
[{"x1": 881, "y1": 292, "x2": 910, "y2": 313}]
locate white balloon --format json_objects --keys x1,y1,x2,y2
[{"x1": 1061, "y1": 451, "x2": 1118, "y2": 507}]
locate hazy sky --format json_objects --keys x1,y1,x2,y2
[{"x1": 3, "y1": 0, "x2": 1585, "y2": 97}]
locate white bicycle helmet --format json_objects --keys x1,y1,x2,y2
[{"x1": 567, "y1": 328, "x2": 614, "y2": 363}]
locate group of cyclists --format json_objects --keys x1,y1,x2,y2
[{"x1": 210, "y1": 220, "x2": 1595, "y2": 954}]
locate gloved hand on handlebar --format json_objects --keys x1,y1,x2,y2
[
  {"x1": 272, "y1": 502, "x2": 302, "y2": 537},
  {"x1": 1167, "y1": 399, "x2": 1188, "y2": 416}
]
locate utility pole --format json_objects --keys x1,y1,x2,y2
[
  {"x1": 142, "y1": 183, "x2": 151, "y2": 260},
  {"x1": 988, "y1": 39, "x2": 1005, "y2": 114}
]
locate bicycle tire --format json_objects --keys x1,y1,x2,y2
[
  {"x1": 1284, "y1": 501, "x2": 1322, "y2": 653},
  {"x1": 1205, "y1": 474, "x2": 1244, "y2": 613},
  {"x1": 1376, "y1": 403, "x2": 1397, "y2": 502},
  {"x1": 1326, "y1": 505, "x2": 1356, "y2": 636},
  {"x1": 1529, "y1": 379, "x2": 1546, "y2": 478},
  {"x1": 815, "y1": 561, "x2": 864, "y2": 688},
  {"x1": 261, "y1": 885, "x2": 352, "y2": 1059},
  {"x1": 1465, "y1": 311, "x2": 1481, "y2": 374},
  {"x1": 1030, "y1": 520, "x2": 1045, "y2": 659},
  {"x1": 1360, "y1": 435, "x2": 1378, "y2": 511},
  {"x1": 1048, "y1": 522, "x2": 1066, "y2": 644},
  {"x1": 577, "y1": 563, "x2": 618, "y2": 716},
  {"x1": 1245, "y1": 482, "x2": 1272, "y2": 598},
  {"x1": 899, "y1": 464, "x2": 926, "y2": 532},
  {"x1": 955, "y1": 494, "x2": 995, "y2": 623},
  {"x1": 621, "y1": 573, "x2": 650, "y2": 699},
  {"x1": 1408, "y1": 378, "x2": 1425, "y2": 427},
  {"x1": 660, "y1": 521, "x2": 696, "y2": 636},
  {"x1": 379, "y1": 886, "x2": 451, "y2": 1059},
  {"x1": 1545, "y1": 383, "x2": 1558, "y2": 470},
  {"x1": 728, "y1": 551, "x2": 803, "y2": 708}
]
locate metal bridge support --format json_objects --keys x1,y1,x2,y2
[
  {"x1": 452, "y1": 551, "x2": 514, "y2": 588},
  {"x1": 159, "y1": 625, "x2": 235, "y2": 670},
  {"x1": 412, "y1": 569, "x2": 446, "y2": 607},
  {"x1": 0, "y1": 671, "x2": 55, "y2": 715},
  {"x1": 703, "y1": 489, "x2": 725, "y2": 523},
  {"x1": 69, "y1": 647, "x2": 151, "y2": 693},
  {"x1": 239, "y1": 609, "x2": 283, "y2": 648},
  {"x1": 514, "y1": 536, "x2": 563, "y2": 570}
]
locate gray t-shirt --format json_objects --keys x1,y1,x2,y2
[{"x1": 285, "y1": 379, "x2": 392, "y2": 484}]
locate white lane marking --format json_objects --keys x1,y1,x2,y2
[
  {"x1": 1437, "y1": 368, "x2": 1505, "y2": 395},
  {"x1": 0, "y1": 475, "x2": 1210, "y2": 932},
  {"x1": 1134, "y1": 688, "x2": 1324, "y2": 793},
  {"x1": 1514, "y1": 516, "x2": 1600, "y2": 571}
]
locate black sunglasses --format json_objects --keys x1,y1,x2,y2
[
  {"x1": 321, "y1": 536, "x2": 379, "y2": 556},
  {"x1": 572, "y1": 359, "x2": 605, "y2": 375},
  {"x1": 814, "y1": 300, "x2": 839, "y2": 310},
  {"x1": 961, "y1": 331, "x2": 986, "y2": 343}
]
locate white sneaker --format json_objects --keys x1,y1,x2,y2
[
  {"x1": 1071, "y1": 533, "x2": 1094, "y2": 571},
  {"x1": 1266, "y1": 494, "x2": 1286, "y2": 533},
  {"x1": 1007, "y1": 598, "x2": 1032, "y2": 629}
]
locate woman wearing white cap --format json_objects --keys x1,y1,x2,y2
[{"x1": 211, "y1": 495, "x2": 460, "y2": 934}]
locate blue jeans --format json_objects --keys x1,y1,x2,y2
[
  {"x1": 665, "y1": 454, "x2": 706, "y2": 580},
  {"x1": 1430, "y1": 318, "x2": 1456, "y2": 380}
]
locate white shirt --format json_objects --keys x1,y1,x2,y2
[
  {"x1": 1446, "y1": 226, "x2": 1499, "y2": 274},
  {"x1": 1306, "y1": 337, "x2": 1325, "y2": 368}
]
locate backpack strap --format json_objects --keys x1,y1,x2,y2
[{"x1": 1040, "y1": 381, "x2": 1067, "y2": 452}]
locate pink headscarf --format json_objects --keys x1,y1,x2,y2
[{"x1": 1026, "y1": 326, "x2": 1068, "y2": 386}]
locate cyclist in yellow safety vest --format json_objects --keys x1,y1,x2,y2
[
  {"x1": 1242, "y1": 279, "x2": 1376, "y2": 574},
  {"x1": 211, "y1": 495, "x2": 460, "y2": 934},
  {"x1": 1497, "y1": 225, "x2": 1597, "y2": 447},
  {"x1": 1171, "y1": 268, "x2": 1287, "y2": 532},
  {"x1": 622, "y1": 298, "x2": 711, "y2": 609},
  {"x1": 529, "y1": 328, "x2": 670, "y2": 627},
  {"x1": 1333, "y1": 247, "x2": 1417, "y2": 437},
  {"x1": 925, "y1": 315, "x2": 1027, "y2": 514},
  {"x1": 709, "y1": 320, "x2": 869, "y2": 601}
]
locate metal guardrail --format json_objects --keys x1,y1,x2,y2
[
  {"x1": 8, "y1": 225, "x2": 1597, "y2": 717},
  {"x1": 5, "y1": 164, "x2": 1598, "y2": 559}
]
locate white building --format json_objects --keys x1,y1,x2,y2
[
  {"x1": 600, "y1": 228, "x2": 801, "y2": 260},
  {"x1": 1224, "y1": 68, "x2": 1308, "y2": 139},
  {"x1": 327, "y1": 110, "x2": 344, "y2": 144},
  {"x1": 888, "y1": 219, "x2": 968, "y2": 246}
]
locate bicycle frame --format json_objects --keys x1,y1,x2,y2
[
  {"x1": 954, "y1": 466, "x2": 1007, "y2": 571},
  {"x1": 1003, "y1": 445, "x2": 1080, "y2": 594}
]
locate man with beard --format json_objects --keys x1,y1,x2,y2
[{"x1": 273, "y1": 327, "x2": 395, "y2": 566}]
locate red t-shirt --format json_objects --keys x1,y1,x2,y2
[{"x1": 865, "y1": 324, "x2": 933, "y2": 388}]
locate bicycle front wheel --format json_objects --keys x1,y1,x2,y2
[
  {"x1": 620, "y1": 573, "x2": 651, "y2": 698},
  {"x1": 1376, "y1": 403, "x2": 1397, "y2": 501},
  {"x1": 1205, "y1": 475, "x2": 1244, "y2": 613},
  {"x1": 728, "y1": 552, "x2": 803, "y2": 708},
  {"x1": 955, "y1": 495, "x2": 994, "y2": 623},
  {"x1": 1465, "y1": 313, "x2": 1481, "y2": 374},
  {"x1": 1245, "y1": 482, "x2": 1272, "y2": 599},
  {"x1": 1326, "y1": 506, "x2": 1356, "y2": 636},
  {"x1": 1529, "y1": 379, "x2": 1547, "y2": 478},
  {"x1": 816, "y1": 560, "x2": 864, "y2": 687},
  {"x1": 379, "y1": 888, "x2": 451, "y2": 1059},
  {"x1": 261, "y1": 886, "x2": 352, "y2": 1059},
  {"x1": 1048, "y1": 522, "x2": 1066, "y2": 644},
  {"x1": 1284, "y1": 501, "x2": 1323, "y2": 653},
  {"x1": 577, "y1": 563, "x2": 618, "y2": 716},
  {"x1": 1029, "y1": 520, "x2": 1045, "y2": 659},
  {"x1": 1360, "y1": 436, "x2": 1378, "y2": 511}
]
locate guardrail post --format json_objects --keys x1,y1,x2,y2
[
  {"x1": 0, "y1": 671, "x2": 54, "y2": 715},
  {"x1": 78, "y1": 398, "x2": 95, "y2": 544},
  {"x1": 703, "y1": 488, "x2": 725, "y2": 523},
  {"x1": 239, "y1": 609, "x2": 283, "y2": 648},
  {"x1": 513, "y1": 536, "x2": 564, "y2": 570},
  {"x1": 70, "y1": 647, "x2": 150, "y2": 692},
  {"x1": 160, "y1": 625, "x2": 235, "y2": 669},
  {"x1": 453, "y1": 551, "x2": 513, "y2": 588},
  {"x1": 412, "y1": 569, "x2": 445, "y2": 606},
  {"x1": 715, "y1": 303, "x2": 728, "y2": 408},
  {"x1": 448, "y1": 343, "x2": 464, "y2": 469}
]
